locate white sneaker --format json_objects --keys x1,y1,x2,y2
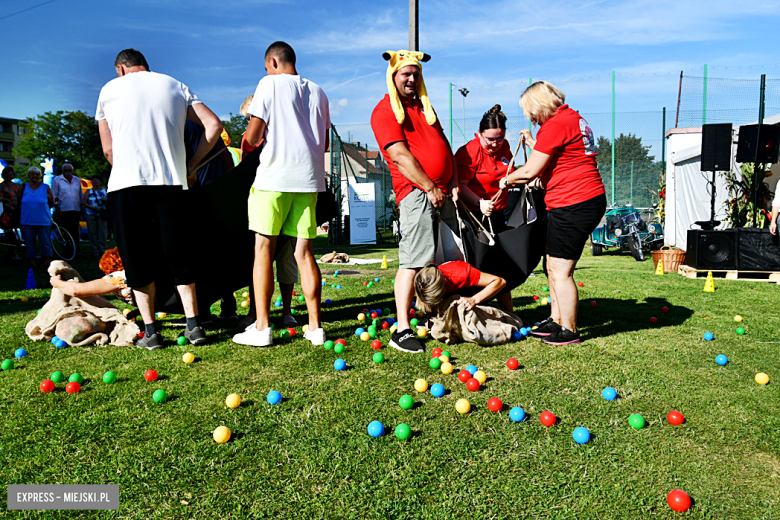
[
  {"x1": 283, "y1": 314, "x2": 297, "y2": 327},
  {"x1": 304, "y1": 327, "x2": 326, "y2": 346},
  {"x1": 233, "y1": 325, "x2": 273, "y2": 347}
]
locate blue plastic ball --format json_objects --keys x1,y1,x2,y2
[
  {"x1": 703, "y1": 332, "x2": 714, "y2": 341},
  {"x1": 14, "y1": 348, "x2": 27, "y2": 359},
  {"x1": 335, "y1": 270, "x2": 340, "y2": 275},
  {"x1": 602, "y1": 387, "x2": 617, "y2": 401},
  {"x1": 51, "y1": 336, "x2": 59, "y2": 345},
  {"x1": 355, "y1": 327, "x2": 365, "y2": 336},
  {"x1": 520, "y1": 328, "x2": 530, "y2": 336},
  {"x1": 266, "y1": 390, "x2": 282, "y2": 405},
  {"x1": 430, "y1": 383, "x2": 445, "y2": 397},
  {"x1": 325, "y1": 299, "x2": 332, "y2": 305},
  {"x1": 376, "y1": 309, "x2": 382, "y2": 316},
  {"x1": 511, "y1": 330, "x2": 522, "y2": 341},
  {"x1": 387, "y1": 317, "x2": 395, "y2": 326},
  {"x1": 509, "y1": 407, "x2": 526, "y2": 422},
  {"x1": 374, "y1": 277, "x2": 380, "y2": 283},
  {"x1": 716, "y1": 354, "x2": 728, "y2": 365},
  {"x1": 573, "y1": 427, "x2": 591, "y2": 444},
  {"x1": 336, "y1": 285, "x2": 342, "y2": 289},
  {"x1": 274, "y1": 301, "x2": 282, "y2": 307},
  {"x1": 367, "y1": 420, "x2": 384, "y2": 437},
  {"x1": 55, "y1": 339, "x2": 67, "y2": 348},
  {"x1": 334, "y1": 359, "x2": 346, "y2": 371},
  {"x1": 322, "y1": 281, "x2": 326, "y2": 286},
  {"x1": 466, "y1": 364, "x2": 478, "y2": 375}
]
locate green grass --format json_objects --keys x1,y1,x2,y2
[{"x1": 1, "y1": 244, "x2": 779, "y2": 519}]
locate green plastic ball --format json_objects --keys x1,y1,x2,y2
[
  {"x1": 368, "y1": 326, "x2": 377, "y2": 334},
  {"x1": 210, "y1": 306, "x2": 215, "y2": 313},
  {"x1": 280, "y1": 330, "x2": 290, "y2": 339},
  {"x1": 1, "y1": 359, "x2": 14, "y2": 371},
  {"x1": 383, "y1": 308, "x2": 392, "y2": 315},
  {"x1": 290, "y1": 309, "x2": 296, "y2": 315},
  {"x1": 391, "y1": 279, "x2": 395, "y2": 283},
  {"x1": 37, "y1": 308, "x2": 42, "y2": 314},
  {"x1": 399, "y1": 394, "x2": 414, "y2": 410},
  {"x1": 367, "y1": 282, "x2": 374, "y2": 288},
  {"x1": 269, "y1": 323, "x2": 276, "y2": 329},
  {"x1": 410, "y1": 318, "x2": 419, "y2": 327},
  {"x1": 323, "y1": 340, "x2": 334, "y2": 350},
  {"x1": 429, "y1": 358, "x2": 441, "y2": 370},
  {"x1": 69, "y1": 373, "x2": 83, "y2": 384},
  {"x1": 440, "y1": 351, "x2": 451, "y2": 359},
  {"x1": 369, "y1": 330, "x2": 377, "y2": 339},
  {"x1": 298, "y1": 295, "x2": 305, "y2": 302},
  {"x1": 628, "y1": 414, "x2": 645, "y2": 430},
  {"x1": 395, "y1": 423, "x2": 412, "y2": 440},
  {"x1": 177, "y1": 336, "x2": 187, "y2": 346},
  {"x1": 331, "y1": 284, "x2": 337, "y2": 288},
  {"x1": 102, "y1": 371, "x2": 117, "y2": 384},
  {"x1": 372, "y1": 352, "x2": 384, "y2": 364},
  {"x1": 51, "y1": 371, "x2": 65, "y2": 383},
  {"x1": 334, "y1": 343, "x2": 345, "y2": 354},
  {"x1": 543, "y1": 286, "x2": 549, "y2": 292},
  {"x1": 152, "y1": 389, "x2": 168, "y2": 403},
  {"x1": 276, "y1": 296, "x2": 282, "y2": 302},
  {"x1": 736, "y1": 327, "x2": 746, "y2": 335}
]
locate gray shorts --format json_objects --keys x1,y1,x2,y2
[
  {"x1": 275, "y1": 239, "x2": 298, "y2": 284},
  {"x1": 398, "y1": 189, "x2": 457, "y2": 269}
]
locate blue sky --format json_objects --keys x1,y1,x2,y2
[{"x1": 3, "y1": 0, "x2": 780, "y2": 148}]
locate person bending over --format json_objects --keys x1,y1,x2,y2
[{"x1": 414, "y1": 261, "x2": 508, "y2": 317}]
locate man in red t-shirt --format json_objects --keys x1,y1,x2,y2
[{"x1": 371, "y1": 50, "x2": 460, "y2": 354}]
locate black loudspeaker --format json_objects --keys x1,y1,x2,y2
[
  {"x1": 736, "y1": 124, "x2": 780, "y2": 163},
  {"x1": 701, "y1": 123, "x2": 733, "y2": 171},
  {"x1": 686, "y1": 229, "x2": 738, "y2": 270},
  {"x1": 737, "y1": 228, "x2": 780, "y2": 270}
]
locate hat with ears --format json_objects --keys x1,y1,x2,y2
[{"x1": 383, "y1": 50, "x2": 436, "y2": 126}]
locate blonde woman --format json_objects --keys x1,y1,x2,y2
[
  {"x1": 499, "y1": 81, "x2": 606, "y2": 345},
  {"x1": 414, "y1": 261, "x2": 510, "y2": 316}
]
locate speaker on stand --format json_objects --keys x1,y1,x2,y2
[
  {"x1": 696, "y1": 124, "x2": 733, "y2": 231},
  {"x1": 686, "y1": 229, "x2": 738, "y2": 269}
]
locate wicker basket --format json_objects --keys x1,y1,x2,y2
[{"x1": 651, "y1": 246, "x2": 686, "y2": 272}]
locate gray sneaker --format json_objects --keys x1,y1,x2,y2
[
  {"x1": 183, "y1": 326, "x2": 207, "y2": 346},
  {"x1": 136, "y1": 333, "x2": 164, "y2": 351}
]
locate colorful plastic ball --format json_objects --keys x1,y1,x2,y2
[
  {"x1": 440, "y1": 362, "x2": 454, "y2": 375},
  {"x1": 734, "y1": 315, "x2": 743, "y2": 322},
  {"x1": 152, "y1": 389, "x2": 168, "y2": 403},
  {"x1": 336, "y1": 285, "x2": 342, "y2": 289},
  {"x1": 274, "y1": 301, "x2": 282, "y2": 308},
  {"x1": 736, "y1": 327, "x2": 746, "y2": 335},
  {"x1": 322, "y1": 281, "x2": 326, "y2": 286},
  {"x1": 458, "y1": 370, "x2": 472, "y2": 383},
  {"x1": 715, "y1": 354, "x2": 728, "y2": 365},
  {"x1": 51, "y1": 371, "x2": 65, "y2": 383},
  {"x1": 298, "y1": 295, "x2": 305, "y2": 302},
  {"x1": 1, "y1": 359, "x2": 14, "y2": 371},
  {"x1": 68, "y1": 373, "x2": 83, "y2": 384},
  {"x1": 662, "y1": 306, "x2": 669, "y2": 313},
  {"x1": 383, "y1": 308, "x2": 391, "y2": 315},
  {"x1": 335, "y1": 338, "x2": 346, "y2": 346},
  {"x1": 414, "y1": 379, "x2": 428, "y2": 393},
  {"x1": 177, "y1": 335, "x2": 188, "y2": 346},
  {"x1": 155, "y1": 312, "x2": 167, "y2": 319},
  {"x1": 649, "y1": 317, "x2": 658, "y2": 324},
  {"x1": 540, "y1": 411, "x2": 556, "y2": 427},
  {"x1": 666, "y1": 489, "x2": 691, "y2": 513},
  {"x1": 102, "y1": 371, "x2": 117, "y2": 384},
  {"x1": 578, "y1": 282, "x2": 584, "y2": 287},
  {"x1": 628, "y1": 414, "x2": 645, "y2": 429},
  {"x1": 431, "y1": 348, "x2": 443, "y2": 358},
  {"x1": 590, "y1": 301, "x2": 597, "y2": 308},
  {"x1": 363, "y1": 281, "x2": 368, "y2": 286},
  {"x1": 225, "y1": 393, "x2": 242, "y2": 409},
  {"x1": 440, "y1": 350, "x2": 451, "y2": 359},
  {"x1": 573, "y1": 427, "x2": 590, "y2": 444},
  {"x1": 286, "y1": 328, "x2": 296, "y2": 337},
  {"x1": 267, "y1": 390, "x2": 282, "y2": 405},
  {"x1": 355, "y1": 327, "x2": 365, "y2": 336},
  {"x1": 144, "y1": 369, "x2": 158, "y2": 382},
  {"x1": 474, "y1": 370, "x2": 487, "y2": 384},
  {"x1": 213, "y1": 426, "x2": 231, "y2": 444},
  {"x1": 509, "y1": 407, "x2": 526, "y2": 422},
  {"x1": 532, "y1": 295, "x2": 539, "y2": 301},
  {"x1": 369, "y1": 312, "x2": 378, "y2": 320},
  {"x1": 429, "y1": 358, "x2": 441, "y2": 370},
  {"x1": 323, "y1": 340, "x2": 335, "y2": 350},
  {"x1": 381, "y1": 321, "x2": 390, "y2": 330},
  {"x1": 667, "y1": 410, "x2": 684, "y2": 425},
  {"x1": 466, "y1": 378, "x2": 480, "y2": 392},
  {"x1": 602, "y1": 387, "x2": 617, "y2": 401},
  {"x1": 241, "y1": 301, "x2": 250, "y2": 308},
  {"x1": 334, "y1": 270, "x2": 340, "y2": 275},
  {"x1": 290, "y1": 309, "x2": 296, "y2": 315},
  {"x1": 334, "y1": 359, "x2": 346, "y2": 371},
  {"x1": 360, "y1": 332, "x2": 370, "y2": 341},
  {"x1": 331, "y1": 284, "x2": 336, "y2": 288},
  {"x1": 21, "y1": 296, "x2": 28, "y2": 302},
  {"x1": 386, "y1": 317, "x2": 395, "y2": 326},
  {"x1": 40, "y1": 379, "x2": 55, "y2": 393},
  {"x1": 703, "y1": 332, "x2": 714, "y2": 341},
  {"x1": 123, "y1": 308, "x2": 132, "y2": 316},
  {"x1": 399, "y1": 394, "x2": 414, "y2": 410},
  {"x1": 417, "y1": 328, "x2": 427, "y2": 338},
  {"x1": 66, "y1": 381, "x2": 81, "y2": 394},
  {"x1": 410, "y1": 318, "x2": 419, "y2": 327},
  {"x1": 511, "y1": 330, "x2": 522, "y2": 341},
  {"x1": 466, "y1": 365, "x2": 478, "y2": 375},
  {"x1": 356, "y1": 313, "x2": 366, "y2": 322},
  {"x1": 14, "y1": 348, "x2": 27, "y2": 359},
  {"x1": 438, "y1": 355, "x2": 450, "y2": 363},
  {"x1": 431, "y1": 383, "x2": 445, "y2": 397},
  {"x1": 455, "y1": 399, "x2": 471, "y2": 414},
  {"x1": 367, "y1": 420, "x2": 384, "y2": 437},
  {"x1": 368, "y1": 330, "x2": 377, "y2": 339},
  {"x1": 374, "y1": 278, "x2": 380, "y2": 283},
  {"x1": 395, "y1": 423, "x2": 412, "y2": 440},
  {"x1": 55, "y1": 339, "x2": 67, "y2": 348},
  {"x1": 506, "y1": 358, "x2": 519, "y2": 370},
  {"x1": 755, "y1": 372, "x2": 770, "y2": 385},
  {"x1": 325, "y1": 299, "x2": 332, "y2": 305},
  {"x1": 334, "y1": 343, "x2": 345, "y2": 354},
  {"x1": 520, "y1": 328, "x2": 530, "y2": 336},
  {"x1": 487, "y1": 397, "x2": 503, "y2": 412},
  {"x1": 372, "y1": 352, "x2": 385, "y2": 364},
  {"x1": 242, "y1": 292, "x2": 249, "y2": 298}
]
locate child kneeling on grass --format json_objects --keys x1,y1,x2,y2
[{"x1": 414, "y1": 261, "x2": 512, "y2": 316}]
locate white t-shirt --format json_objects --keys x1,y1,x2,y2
[
  {"x1": 248, "y1": 74, "x2": 330, "y2": 192},
  {"x1": 95, "y1": 71, "x2": 201, "y2": 193}
]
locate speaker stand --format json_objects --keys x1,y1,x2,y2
[{"x1": 695, "y1": 169, "x2": 721, "y2": 231}]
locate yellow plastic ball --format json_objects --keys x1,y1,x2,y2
[
  {"x1": 438, "y1": 354, "x2": 450, "y2": 363},
  {"x1": 360, "y1": 332, "x2": 370, "y2": 341},
  {"x1": 242, "y1": 292, "x2": 249, "y2": 298},
  {"x1": 241, "y1": 301, "x2": 249, "y2": 308},
  {"x1": 455, "y1": 399, "x2": 471, "y2": 414},
  {"x1": 357, "y1": 313, "x2": 366, "y2": 321},
  {"x1": 755, "y1": 372, "x2": 770, "y2": 385},
  {"x1": 541, "y1": 299, "x2": 548, "y2": 306},
  {"x1": 21, "y1": 297, "x2": 28, "y2": 303},
  {"x1": 233, "y1": 292, "x2": 237, "y2": 298},
  {"x1": 414, "y1": 379, "x2": 428, "y2": 393},
  {"x1": 225, "y1": 393, "x2": 242, "y2": 409},
  {"x1": 734, "y1": 315, "x2": 743, "y2": 322},
  {"x1": 213, "y1": 426, "x2": 231, "y2": 444},
  {"x1": 182, "y1": 352, "x2": 195, "y2": 364},
  {"x1": 417, "y1": 328, "x2": 427, "y2": 338},
  {"x1": 474, "y1": 370, "x2": 487, "y2": 384},
  {"x1": 157, "y1": 312, "x2": 167, "y2": 319},
  {"x1": 390, "y1": 325, "x2": 398, "y2": 333},
  {"x1": 123, "y1": 308, "x2": 131, "y2": 316},
  {"x1": 303, "y1": 324, "x2": 308, "y2": 333},
  {"x1": 440, "y1": 362, "x2": 454, "y2": 375}
]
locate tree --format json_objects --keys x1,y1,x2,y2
[
  {"x1": 595, "y1": 133, "x2": 661, "y2": 207},
  {"x1": 595, "y1": 133, "x2": 654, "y2": 169},
  {"x1": 221, "y1": 113, "x2": 247, "y2": 148},
  {"x1": 14, "y1": 111, "x2": 107, "y2": 180}
]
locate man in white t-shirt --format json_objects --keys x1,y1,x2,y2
[
  {"x1": 96, "y1": 48, "x2": 223, "y2": 350},
  {"x1": 233, "y1": 41, "x2": 330, "y2": 348}
]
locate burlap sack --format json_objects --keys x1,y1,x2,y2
[{"x1": 430, "y1": 297, "x2": 523, "y2": 345}]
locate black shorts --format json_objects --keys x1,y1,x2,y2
[
  {"x1": 107, "y1": 185, "x2": 194, "y2": 288},
  {"x1": 546, "y1": 193, "x2": 607, "y2": 260}
]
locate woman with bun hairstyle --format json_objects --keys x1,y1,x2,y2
[{"x1": 499, "y1": 81, "x2": 606, "y2": 345}]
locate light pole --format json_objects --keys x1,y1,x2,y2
[{"x1": 458, "y1": 87, "x2": 469, "y2": 145}]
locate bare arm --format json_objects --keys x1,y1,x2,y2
[
  {"x1": 245, "y1": 116, "x2": 267, "y2": 148},
  {"x1": 186, "y1": 103, "x2": 224, "y2": 184},
  {"x1": 458, "y1": 271, "x2": 507, "y2": 311},
  {"x1": 500, "y1": 149, "x2": 551, "y2": 188},
  {"x1": 98, "y1": 120, "x2": 113, "y2": 165},
  {"x1": 385, "y1": 141, "x2": 445, "y2": 208},
  {"x1": 771, "y1": 206, "x2": 779, "y2": 235},
  {"x1": 50, "y1": 275, "x2": 117, "y2": 297},
  {"x1": 81, "y1": 191, "x2": 96, "y2": 211}
]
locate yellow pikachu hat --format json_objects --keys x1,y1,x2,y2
[{"x1": 383, "y1": 50, "x2": 436, "y2": 126}]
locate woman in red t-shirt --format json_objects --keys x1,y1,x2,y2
[
  {"x1": 499, "y1": 81, "x2": 607, "y2": 346},
  {"x1": 413, "y1": 261, "x2": 512, "y2": 316}
]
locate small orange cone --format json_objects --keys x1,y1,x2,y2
[
  {"x1": 703, "y1": 271, "x2": 715, "y2": 292},
  {"x1": 655, "y1": 258, "x2": 664, "y2": 275}
]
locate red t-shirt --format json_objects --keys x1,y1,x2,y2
[
  {"x1": 439, "y1": 261, "x2": 482, "y2": 292},
  {"x1": 455, "y1": 136, "x2": 512, "y2": 211},
  {"x1": 371, "y1": 94, "x2": 453, "y2": 203},
  {"x1": 532, "y1": 105, "x2": 605, "y2": 209}
]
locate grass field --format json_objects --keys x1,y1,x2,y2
[{"x1": 1, "y1": 242, "x2": 779, "y2": 519}]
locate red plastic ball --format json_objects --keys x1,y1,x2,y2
[
  {"x1": 381, "y1": 321, "x2": 389, "y2": 329},
  {"x1": 287, "y1": 328, "x2": 296, "y2": 337},
  {"x1": 292, "y1": 290, "x2": 296, "y2": 296},
  {"x1": 362, "y1": 309, "x2": 369, "y2": 314},
  {"x1": 40, "y1": 379, "x2": 55, "y2": 393},
  {"x1": 662, "y1": 306, "x2": 669, "y2": 313},
  {"x1": 144, "y1": 369, "x2": 158, "y2": 382},
  {"x1": 66, "y1": 381, "x2": 81, "y2": 394},
  {"x1": 363, "y1": 282, "x2": 368, "y2": 286},
  {"x1": 137, "y1": 331, "x2": 145, "y2": 339},
  {"x1": 335, "y1": 338, "x2": 346, "y2": 346},
  {"x1": 667, "y1": 410, "x2": 685, "y2": 426},
  {"x1": 578, "y1": 282, "x2": 584, "y2": 287},
  {"x1": 487, "y1": 397, "x2": 503, "y2": 412},
  {"x1": 370, "y1": 340, "x2": 382, "y2": 350},
  {"x1": 540, "y1": 411, "x2": 556, "y2": 427},
  {"x1": 590, "y1": 301, "x2": 597, "y2": 308},
  {"x1": 666, "y1": 489, "x2": 691, "y2": 512},
  {"x1": 431, "y1": 348, "x2": 443, "y2": 358},
  {"x1": 506, "y1": 358, "x2": 519, "y2": 370},
  {"x1": 458, "y1": 370, "x2": 472, "y2": 383},
  {"x1": 409, "y1": 309, "x2": 416, "y2": 316},
  {"x1": 466, "y1": 378, "x2": 480, "y2": 392},
  {"x1": 649, "y1": 317, "x2": 658, "y2": 324},
  {"x1": 370, "y1": 312, "x2": 378, "y2": 319},
  {"x1": 532, "y1": 295, "x2": 539, "y2": 301}
]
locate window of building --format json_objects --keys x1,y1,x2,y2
[{"x1": 0, "y1": 143, "x2": 12, "y2": 152}]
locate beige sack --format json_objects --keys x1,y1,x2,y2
[
  {"x1": 320, "y1": 251, "x2": 350, "y2": 263},
  {"x1": 430, "y1": 298, "x2": 523, "y2": 345}
]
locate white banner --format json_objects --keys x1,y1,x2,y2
[{"x1": 349, "y1": 183, "x2": 376, "y2": 245}]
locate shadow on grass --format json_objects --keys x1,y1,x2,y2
[{"x1": 577, "y1": 297, "x2": 693, "y2": 340}]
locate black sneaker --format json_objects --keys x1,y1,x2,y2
[
  {"x1": 183, "y1": 326, "x2": 208, "y2": 346},
  {"x1": 136, "y1": 333, "x2": 164, "y2": 351},
  {"x1": 541, "y1": 327, "x2": 581, "y2": 345},
  {"x1": 390, "y1": 328, "x2": 424, "y2": 354},
  {"x1": 531, "y1": 317, "x2": 561, "y2": 337},
  {"x1": 171, "y1": 316, "x2": 214, "y2": 327}
]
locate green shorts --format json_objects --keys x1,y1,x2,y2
[{"x1": 248, "y1": 189, "x2": 319, "y2": 239}]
